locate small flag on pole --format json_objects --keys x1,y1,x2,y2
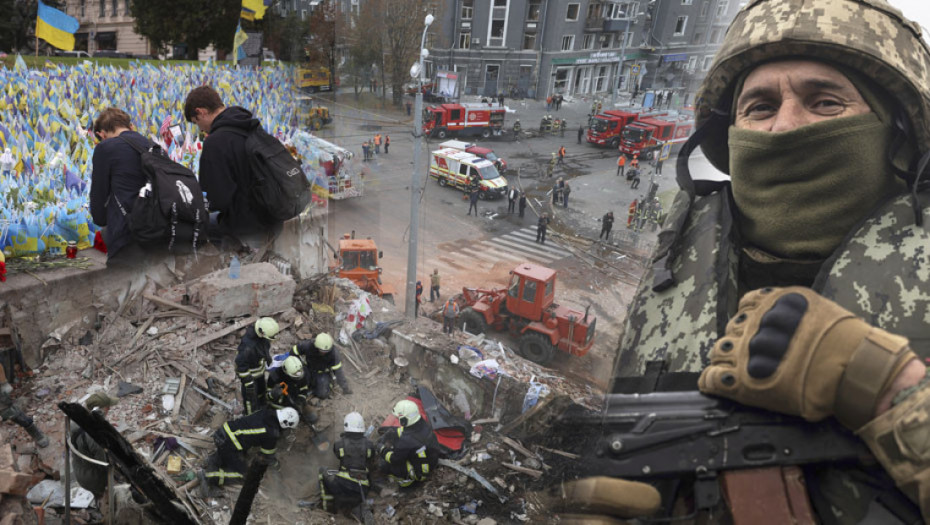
[
  {"x1": 233, "y1": 22, "x2": 248, "y2": 65},
  {"x1": 36, "y1": 0, "x2": 80, "y2": 51}
]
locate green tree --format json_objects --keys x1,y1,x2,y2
[
  {"x1": 129, "y1": 0, "x2": 241, "y2": 59},
  {"x1": 0, "y1": 0, "x2": 65, "y2": 54}
]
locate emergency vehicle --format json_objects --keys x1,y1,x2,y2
[
  {"x1": 439, "y1": 140, "x2": 508, "y2": 172},
  {"x1": 586, "y1": 109, "x2": 666, "y2": 148},
  {"x1": 620, "y1": 116, "x2": 694, "y2": 159},
  {"x1": 429, "y1": 148, "x2": 509, "y2": 199},
  {"x1": 423, "y1": 103, "x2": 506, "y2": 139}
]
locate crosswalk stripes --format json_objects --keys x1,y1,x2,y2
[{"x1": 423, "y1": 227, "x2": 572, "y2": 270}]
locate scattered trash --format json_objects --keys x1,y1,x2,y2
[
  {"x1": 460, "y1": 500, "x2": 478, "y2": 514},
  {"x1": 117, "y1": 381, "x2": 144, "y2": 397},
  {"x1": 469, "y1": 359, "x2": 502, "y2": 379},
  {"x1": 521, "y1": 377, "x2": 550, "y2": 414},
  {"x1": 384, "y1": 505, "x2": 396, "y2": 518}
]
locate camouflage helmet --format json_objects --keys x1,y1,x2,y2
[{"x1": 696, "y1": 0, "x2": 930, "y2": 174}]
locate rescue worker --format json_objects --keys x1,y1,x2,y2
[
  {"x1": 627, "y1": 198, "x2": 638, "y2": 229},
  {"x1": 265, "y1": 356, "x2": 314, "y2": 423},
  {"x1": 319, "y1": 412, "x2": 376, "y2": 522},
  {"x1": 560, "y1": 0, "x2": 930, "y2": 522},
  {"x1": 70, "y1": 392, "x2": 119, "y2": 502},
  {"x1": 557, "y1": 145, "x2": 566, "y2": 166},
  {"x1": 467, "y1": 185, "x2": 480, "y2": 216},
  {"x1": 200, "y1": 407, "x2": 298, "y2": 490},
  {"x1": 616, "y1": 154, "x2": 626, "y2": 177},
  {"x1": 512, "y1": 119, "x2": 522, "y2": 141},
  {"x1": 599, "y1": 211, "x2": 614, "y2": 241},
  {"x1": 518, "y1": 191, "x2": 528, "y2": 218},
  {"x1": 536, "y1": 212, "x2": 550, "y2": 244},
  {"x1": 373, "y1": 134, "x2": 381, "y2": 154},
  {"x1": 0, "y1": 364, "x2": 48, "y2": 447},
  {"x1": 429, "y1": 268, "x2": 441, "y2": 302},
  {"x1": 415, "y1": 281, "x2": 423, "y2": 317},
  {"x1": 291, "y1": 332, "x2": 352, "y2": 399},
  {"x1": 378, "y1": 400, "x2": 440, "y2": 488},
  {"x1": 441, "y1": 298, "x2": 459, "y2": 335},
  {"x1": 235, "y1": 317, "x2": 279, "y2": 415}
]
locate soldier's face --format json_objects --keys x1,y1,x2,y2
[{"x1": 734, "y1": 60, "x2": 871, "y2": 132}]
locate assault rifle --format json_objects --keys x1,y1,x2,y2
[{"x1": 556, "y1": 391, "x2": 873, "y2": 512}]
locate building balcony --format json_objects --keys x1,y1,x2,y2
[
  {"x1": 585, "y1": 17, "x2": 603, "y2": 31},
  {"x1": 603, "y1": 19, "x2": 632, "y2": 33}
]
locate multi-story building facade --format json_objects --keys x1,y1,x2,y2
[{"x1": 62, "y1": 0, "x2": 151, "y2": 55}]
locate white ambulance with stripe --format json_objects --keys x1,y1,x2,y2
[{"x1": 429, "y1": 148, "x2": 509, "y2": 200}]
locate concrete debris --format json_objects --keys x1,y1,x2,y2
[{"x1": 188, "y1": 262, "x2": 296, "y2": 320}]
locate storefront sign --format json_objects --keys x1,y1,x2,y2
[{"x1": 662, "y1": 53, "x2": 689, "y2": 63}]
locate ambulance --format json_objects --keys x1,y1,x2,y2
[{"x1": 429, "y1": 148, "x2": 509, "y2": 200}]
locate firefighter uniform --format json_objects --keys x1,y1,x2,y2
[
  {"x1": 319, "y1": 432, "x2": 376, "y2": 511},
  {"x1": 378, "y1": 418, "x2": 440, "y2": 487},
  {"x1": 235, "y1": 325, "x2": 272, "y2": 415},
  {"x1": 203, "y1": 409, "x2": 281, "y2": 486},
  {"x1": 291, "y1": 341, "x2": 350, "y2": 399},
  {"x1": 265, "y1": 366, "x2": 310, "y2": 411}
]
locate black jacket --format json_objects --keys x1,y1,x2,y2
[
  {"x1": 381, "y1": 419, "x2": 440, "y2": 481},
  {"x1": 266, "y1": 366, "x2": 309, "y2": 408},
  {"x1": 218, "y1": 409, "x2": 281, "y2": 455},
  {"x1": 200, "y1": 107, "x2": 275, "y2": 236},
  {"x1": 292, "y1": 340, "x2": 342, "y2": 374},
  {"x1": 90, "y1": 130, "x2": 149, "y2": 258},
  {"x1": 602, "y1": 213, "x2": 614, "y2": 229},
  {"x1": 235, "y1": 325, "x2": 271, "y2": 383},
  {"x1": 334, "y1": 432, "x2": 375, "y2": 477}
]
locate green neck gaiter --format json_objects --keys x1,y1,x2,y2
[{"x1": 728, "y1": 113, "x2": 906, "y2": 259}]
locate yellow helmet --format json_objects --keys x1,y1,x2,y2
[
  {"x1": 283, "y1": 356, "x2": 304, "y2": 379},
  {"x1": 255, "y1": 317, "x2": 280, "y2": 340},
  {"x1": 393, "y1": 399, "x2": 421, "y2": 426},
  {"x1": 314, "y1": 332, "x2": 334, "y2": 352}
]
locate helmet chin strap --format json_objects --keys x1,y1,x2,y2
[{"x1": 913, "y1": 150, "x2": 930, "y2": 227}]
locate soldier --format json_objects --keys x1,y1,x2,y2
[
  {"x1": 559, "y1": 0, "x2": 930, "y2": 522},
  {"x1": 0, "y1": 367, "x2": 48, "y2": 447}
]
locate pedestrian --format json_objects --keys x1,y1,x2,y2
[
  {"x1": 378, "y1": 401, "x2": 441, "y2": 488},
  {"x1": 384, "y1": 135, "x2": 390, "y2": 154},
  {"x1": 595, "y1": 101, "x2": 601, "y2": 114},
  {"x1": 599, "y1": 211, "x2": 614, "y2": 240},
  {"x1": 184, "y1": 85, "x2": 280, "y2": 241},
  {"x1": 631, "y1": 170, "x2": 641, "y2": 189},
  {"x1": 200, "y1": 407, "x2": 298, "y2": 492},
  {"x1": 577, "y1": 125, "x2": 584, "y2": 144},
  {"x1": 498, "y1": 93, "x2": 505, "y2": 107},
  {"x1": 631, "y1": 153, "x2": 639, "y2": 170},
  {"x1": 552, "y1": 181, "x2": 561, "y2": 204},
  {"x1": 518, "y1": 192, "x2": 527, "y2": 218},
  {"x1": 425, "y1": 269, "x2": 440, "y2": 302},
  {"x1": 441, "y1": 298, "x2": 459, "y2": 334},
  {"x1": 467, "y1": 186, "x2": 479, "y2": 216},
  {"x1": 405, "y1": 101, "x2": 412, "y2": 116},
  {"x1": 536, "y1": 213, "x2": 550, "y2": 244},
  {"x1": 560, "y1": 119, "x2": 566, "y2": 138},
  {"x1": 290, "y1": 333, "x2": 352, "y2": 400},
  {"x1": 556, "y1": 94, "x2": 564, "y2": 111},
  {"x1": 562, "y1": 182, "x2": 571, "y2": 208},
  {"x1": 507, "y1": 187, "x2": 518, "y2": 213},
  {"x1": 557, "y1": 145, "x2": 566, "y2": 166},
  {"x1": 236, "y1": 317, "x2": 279, "y2": 415},
  {"x1": 373, "y1": 134, "x2": 381, "y2": 154},
  {"x1": 616, "y1": 155, "x2": 626, "y2": 177},
  {"x1": 415, "y1": 281, "x2": 423, "y2": 317},
  {"x1": 656, "y1": 91, "x2": 664, "y2": 108},
  {"x1": 89, "y1": 107, "x2": 148, "y2": 266},
  {"x1": 361, "y1": 141, "x2": 370, "y2": 161},
  {"x1": 547, "y1": 154, "x2": 556, "y2": 178},
  {"x1": 319, "y1": 412, "x2": 376, "y2": 521},
  {"x1": 655, "y1": 156, "x2": 664, "y2": 175},
  {"x1": 546, "y1": 95, "x2": 553, "y2": 111}
]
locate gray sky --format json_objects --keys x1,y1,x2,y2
[{"x1": 889, "y1": 0, "x2": 930, "y2": 38}]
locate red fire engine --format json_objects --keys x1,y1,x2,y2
[
  {"x1": 619, "y1": 116, "x2": 694, "y2": 159},
  {"x1": 586, "y1": 109, "x2": 666, "y2": 148},
  {"x1": 423, "y1": 103, "x2": 506, "y2": 139}
]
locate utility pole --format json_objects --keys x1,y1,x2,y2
[
  {"x1": 609, "y1": 18, "x2": 631, "y2": 108},
  {"x1": 405, "y1": 13, "x2": 434, "y2": 320}
]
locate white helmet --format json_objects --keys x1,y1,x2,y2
[
  {"x1": 277, "y1": 407, "x2": 299, "y2": 429},
  {"x1": 283, "y1": 356, "x2": 304, "y2": 379},
  {"x1": 392, "y1": 399, "x2": 421, "y2": 426},
  {"x1": 344, "y1": 412, "x2": 365, "y2": 433},
  {"x1": 314, "y1": 332, "x2": 333, "y2": 353}
]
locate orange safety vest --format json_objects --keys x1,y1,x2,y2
[
  {"x1": 618, "y1": 156, "x2": 626, "y2": 167},
  {"x1": 628, "y1": 200, "x2": 638, "y2": 226},
  {"x1": 443, "y1": 300, "x2": 459, "y2": 318},
  {"x1": 559, "y1": 147, "x2": 566, "y2": 157},
  {"x1": 374, "y1": 135, "x2": 382, "y2": 145}
]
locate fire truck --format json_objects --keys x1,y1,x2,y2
[
  {"x1": 423, "y1": 103, "x2": 506, "y2": 140},
  {"x1": 619, "y1": 116, "x2": 694, "y2": 159},
  {"x1": 586, "y1": 109, "x2": 666, "y2": 148}
]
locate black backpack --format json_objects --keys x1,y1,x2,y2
[
  {"x1": 117, "y1": 136, "x2": 208, "y2": 253},
  {"x1": 221, "y1": 125, "x2": 311, "y2": 222}
]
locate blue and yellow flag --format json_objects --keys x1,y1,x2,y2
[
  {"x1": 241, "y1": 0, "x2": 267, "y2": 21},
  {"x1": 36, "y1": 0, "x2": 80, "y2": 51},
  {"x1": 233, "y1": 22, "x2": 248, "y2": 65}
]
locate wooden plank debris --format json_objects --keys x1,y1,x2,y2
[
  {"x1": 143, "y1": 293, "x2": 206, "y2": 319},
  {"x1": 501, "y1": 462, "x2": 543, "y2": 479}
]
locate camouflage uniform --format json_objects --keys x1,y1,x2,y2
[{"x1": 614, "y1": 0, "x2": 930, "y2": 522}]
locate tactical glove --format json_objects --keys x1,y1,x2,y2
[{"x1": 698, "y1": 287, "x2": 916, "y2": 430}]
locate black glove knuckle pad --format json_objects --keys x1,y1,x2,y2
[{"x1": 746, "y1": 293, "x2": 808, "y2": 379}]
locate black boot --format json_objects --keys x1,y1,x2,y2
[{"x1": 24, "y1": 423, "x2": 49, "y2": 448}]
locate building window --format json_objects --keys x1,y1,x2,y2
[
  {"x1": 600, "y1": 33, "x2": 612, "y2": 48},
  {"x1": 487, "y1": 0, "x2": 509, "y2": 47},
  {"x1": 587, "y1": 2, "x2": 603, "y2": 20},
  {"x1": 554, "y1": 67, "x2": 571, "y2": 91},
  {"x1": 582, "y1": 34, "x2": 595, "y2": 50},
  {"x1": 99, "y1": 0, "x2": 105, "y2": 17},
  {"x1": 700, "y1": 1, "x2": 710, "y2": 17},
  {"x1": 459, "y1": 32, "x2": 471, "y2": 49},
  {"x1": 80, "y1": 0, "x2": 85, "y2": 17},
  {"x1": 687, "y1": 56, "x2": 698, "y2": 71},
  {"x1": 692, "y1": 31, "x2": 704, "y2": 44},
  {"x1": 710, "y1": 28, "x2": 722, "y2": 42},
  {"x1": 112, "y1": 0, "x2": 118, "y2": 16},
  {"x1": 594, "y1": 65, "x2": 608, "y2": 91},
  {"x1": 674, "y1": 15, "x2": 688, "y2": 35},
  {"x1": 681, "y1": 0, "x2": 693, "y2": 4},
  {"x1": 527, "y1": 0, "x2": 542, "y2": 21},
  {"x1": 716, "y1": 0, "x2": 729, "y2": 17},
  {"x1": 702, "y1": 55, "x2": 714, "y2": 70},
  {"x1": 523, "y1": 31, "x2": 537, "y2": 50},
  {"x1": 566, "y1": 3, "x2": 580, "y2": 21},
  {"x1": 607, "y1": 1, "x2": 639, "y2": 19},
  {"x1": 561, "y1": 35, "x2": 574, "y2": 51},
  {"x1": 461, "y1": 0, "x2": 473, "y2": 20}
]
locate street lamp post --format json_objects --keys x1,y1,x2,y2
[
  {"x1": 405, "y1": 13, "x2": 434, "y2": 320},
  {"x1": 609, "y1": 18, "x2": 631, "y2": 108}
]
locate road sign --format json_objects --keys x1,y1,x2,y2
[{"x1": 631, "y1": 64, "x2": 641, "y2": 76}]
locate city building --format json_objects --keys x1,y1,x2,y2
[{"x1": 62, "y1": 0, "x2": 152, "y2": 56}]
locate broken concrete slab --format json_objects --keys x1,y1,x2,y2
[{"x1": 188, "y1": 263, "x2": 296, "y2": 320}]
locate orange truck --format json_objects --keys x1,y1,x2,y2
[
  {"x1": 586, "y1": 109, "x2": 666, "y2": 148},
  {"x1": 423, "y1": 103, "x2": 506, "y2": 140},
  {"x1": 619, "y1": 116, "x2": 695, "y2": 159},
  {"x1": 329, "y1": 234, "x2": 395, "y2": 303}
]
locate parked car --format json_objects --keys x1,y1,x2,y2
[
  {"x1": 133, "y1": 54, "x2": 157, "y2": 60},
  {"x1": 93, "y1": 50, "x2": 131, "y2": 58},
  {"x1": 55, "y1": 50, "x2": 90, "y2": 58}
]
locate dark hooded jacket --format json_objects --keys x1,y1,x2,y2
[
  {"x1": 90, "y1": 130, "x2": 149, "y2": 258},
  {"x1": 200, "y1": 106, "x2": 276, "y2": 236}
]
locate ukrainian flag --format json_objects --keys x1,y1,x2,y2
[
  {"x1": 36, "y1": 0, "x2": 80, "y2": 51},
  {"x1": 241, "y1": 0, "x2": 267, "y2": 21}
]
